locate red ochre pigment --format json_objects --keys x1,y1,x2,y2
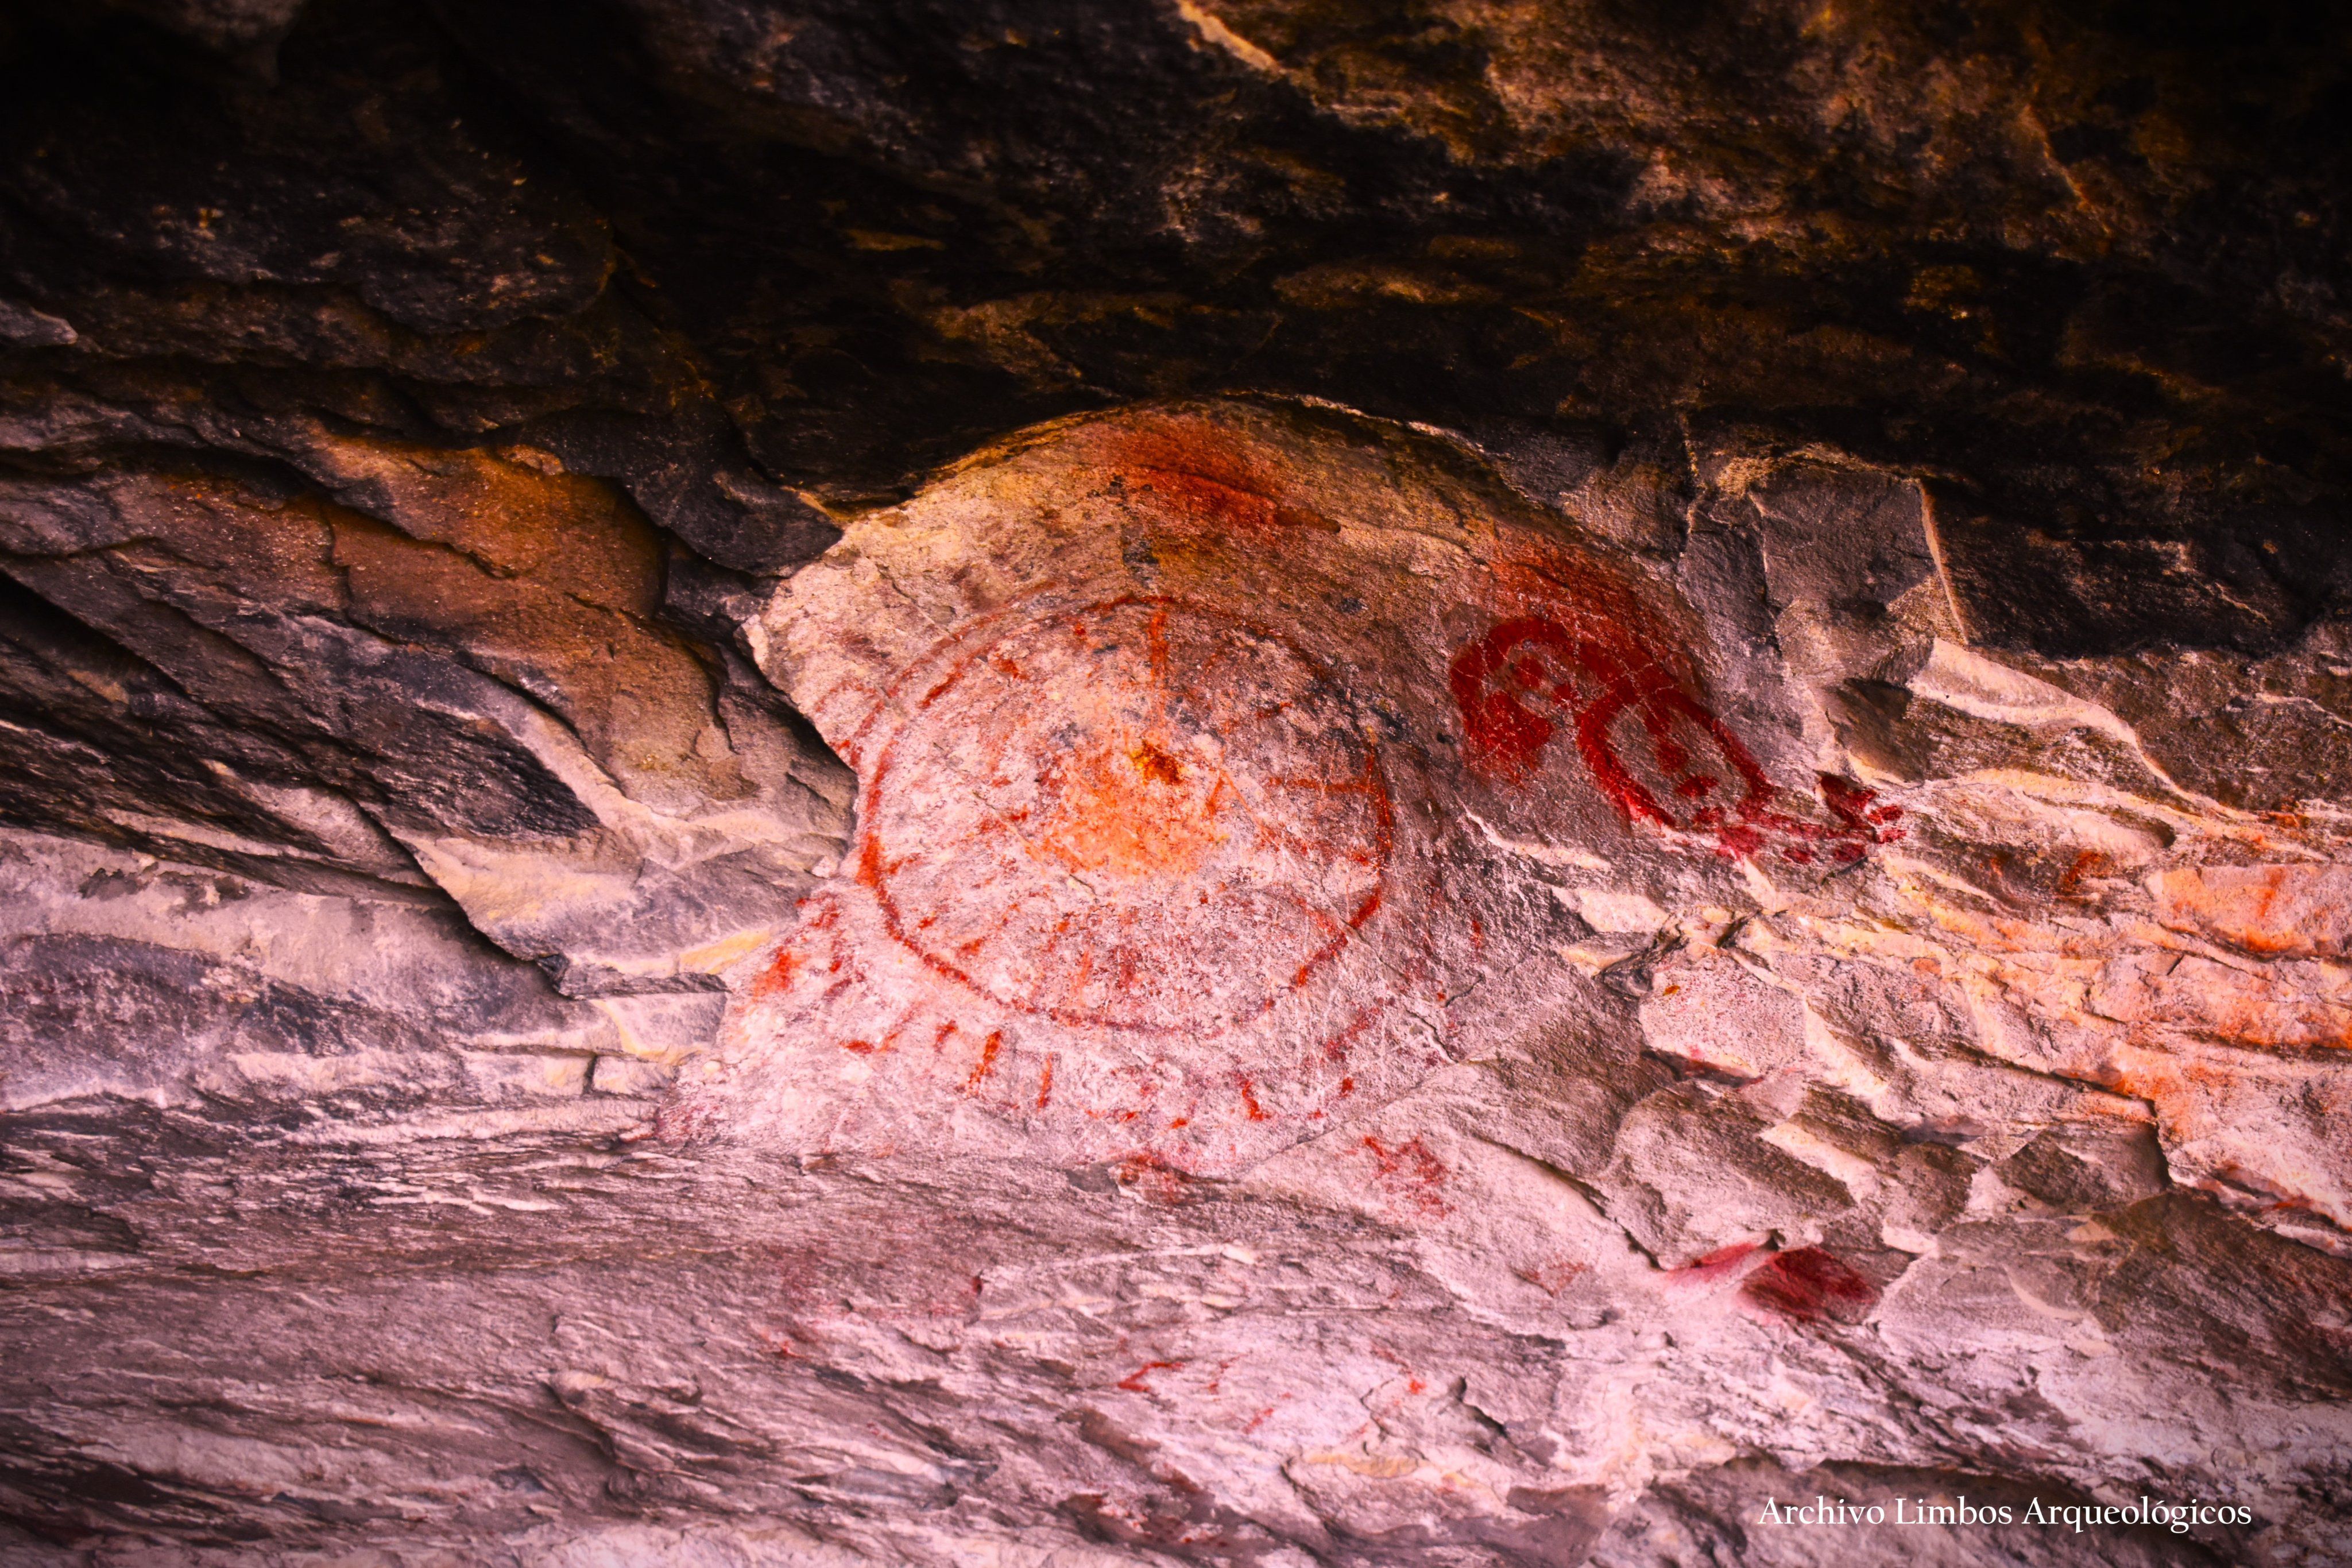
[
  {"x1": 1739, "y1": 1246, "x2": 1882, "y2": 1325},
  {"x1": 700, "y1": 408, "x2": 1903, "y2": 1172},
  {"x1": 858, "y1": 595, "x2": 1390, "y2": 1035},
  {"x1": 1449, "y1": 612, "x2": 1902, "y2": 863}
]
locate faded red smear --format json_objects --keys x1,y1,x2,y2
[
  {"x1": 650, "y1": 1098, "x2": 725, "y2": 1145},
  {"x1": 749, "y1": 899, "x2": 850, "y2": 1005},
  {"x1": 1363, "y1": 1134, "x2": 1450, "y2": 1216},
  {"x1": 752, "y1": 946, "x2": 801, "y2": 1002},
  {"x1": 1668, "y1": 1238, "x2": 1766, "y2": 1284},
  {"x1": 1238, "y1": 1075, "x2": 1272, "y2": 1122},
  {"x1": 1114, "y1": 1153, "x2": 1198, "y2": 1205},
  {"x1": 1104, "y1": 424, "x2": 1339, "y2": 537},
  {"x1": 1816, "y1": 771, "x2": 1905, "y2": 857},
  {"x1": 1515, "y1": 1256, "x2": 1590, "y2": 1294},
  {"x1": 2058, "y1": 848, "x2": 2111, "y2": 897},
  {"x1": 963, "y1": 1030, "x2": 1003, "y2": 1091},
  {"x1": 1118, "y1": 1359, "x2": 1185, "y2": 1392},
  {"x1": 1739, "y1": 1246, "x2": 1880, "y2": 1325},
  {"x1": 1036, "y1": 1054, "x2": 1056, "y2": 1109},
  {"x1": 1322, "y1": 1005, "x2": 1378, "y2": 1063}
]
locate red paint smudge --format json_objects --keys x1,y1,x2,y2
[
  {"x1": 752, "y1": 947, "x2": 801, "y2": 1001},
  {"x1": 1362, "y1": 1134, "x2": 1450, "y2": 1216},
  {"x1": 1670, "y1": 1238, "x2": 1766, "y2": 1282},
  {"x1": 1819, "y1": 772, "x2": 1902, "y2": 834},
  {"x1": 2058, "y1": 847, "x2": 2111, "y2": 897},
  {"x1": 1515, "y1": 1257, "x2": 1590, "y2": 1293},
  {"x1": 1322, "y1": 1006, "x2": 1376, "y2": 1063},
  {"x1": 1146, "y1": 605, "x2": 1171, "y2": 678},
  {"x1": 963, "y1": 1030, "x2": 1003, "y2": 1091},
  {"x1": 1238, "y1": 1075, "x2": 1272, "y2": 1121},
  {"x1": 1118, "y1": 1359, "x2": 1185, "y2": 1392},
  {"x1": 1739, "y1": 1246, "x2": 1880, "y2": 1325},
  {"x1": 649, "y1": 1098, "x2": 724, "y2": 1144},
  {"x1": 1105, "y1": 424, "x2": 1337, "y2": 538},
  {"x1": 1037, "y1": 1054, "x2": 1056, "y2": 1109},
  {"x1": 1114, "y1": 1153, "x2": 1197, "y2": 1205}
]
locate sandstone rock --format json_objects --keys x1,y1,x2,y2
[{"x1": 3, "y1": 4, "x2": 2351, "y2": 1564}]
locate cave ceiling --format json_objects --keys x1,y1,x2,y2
[{"x1": 2, "y1": 2, "x2": 2351, "y2": 1565}]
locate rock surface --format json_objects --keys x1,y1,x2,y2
[{"x1": 3, "y1": 3, "x2": 2351, "y2": 1566}]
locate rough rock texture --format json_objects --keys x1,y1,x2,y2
[{"x1": 3, "y1": 3, "x2": 2352, "y2": 1565}]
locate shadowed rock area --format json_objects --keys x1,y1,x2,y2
[{"x1": 2, "y1": 2, "x2": 2349, "y2": 1565}]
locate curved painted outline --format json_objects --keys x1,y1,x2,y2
[{"x1": 858, "y1": 593, "x2": 1394, "y2": 1035}]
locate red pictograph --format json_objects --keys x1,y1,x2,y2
[
  {"x1": 858, "y1": 594, "x2": 1394, "y2": 1034},
  {"x1": 691, "y1": 408, "x2": 1908, "y2": 1174},
  {"x1": 1449, "y1": 615, "x2": 1901, "y2": 863}
]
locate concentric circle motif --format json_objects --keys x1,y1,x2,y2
[{"x1": 858, "y1": 595, "x2": 1392, "y2": 1034}]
